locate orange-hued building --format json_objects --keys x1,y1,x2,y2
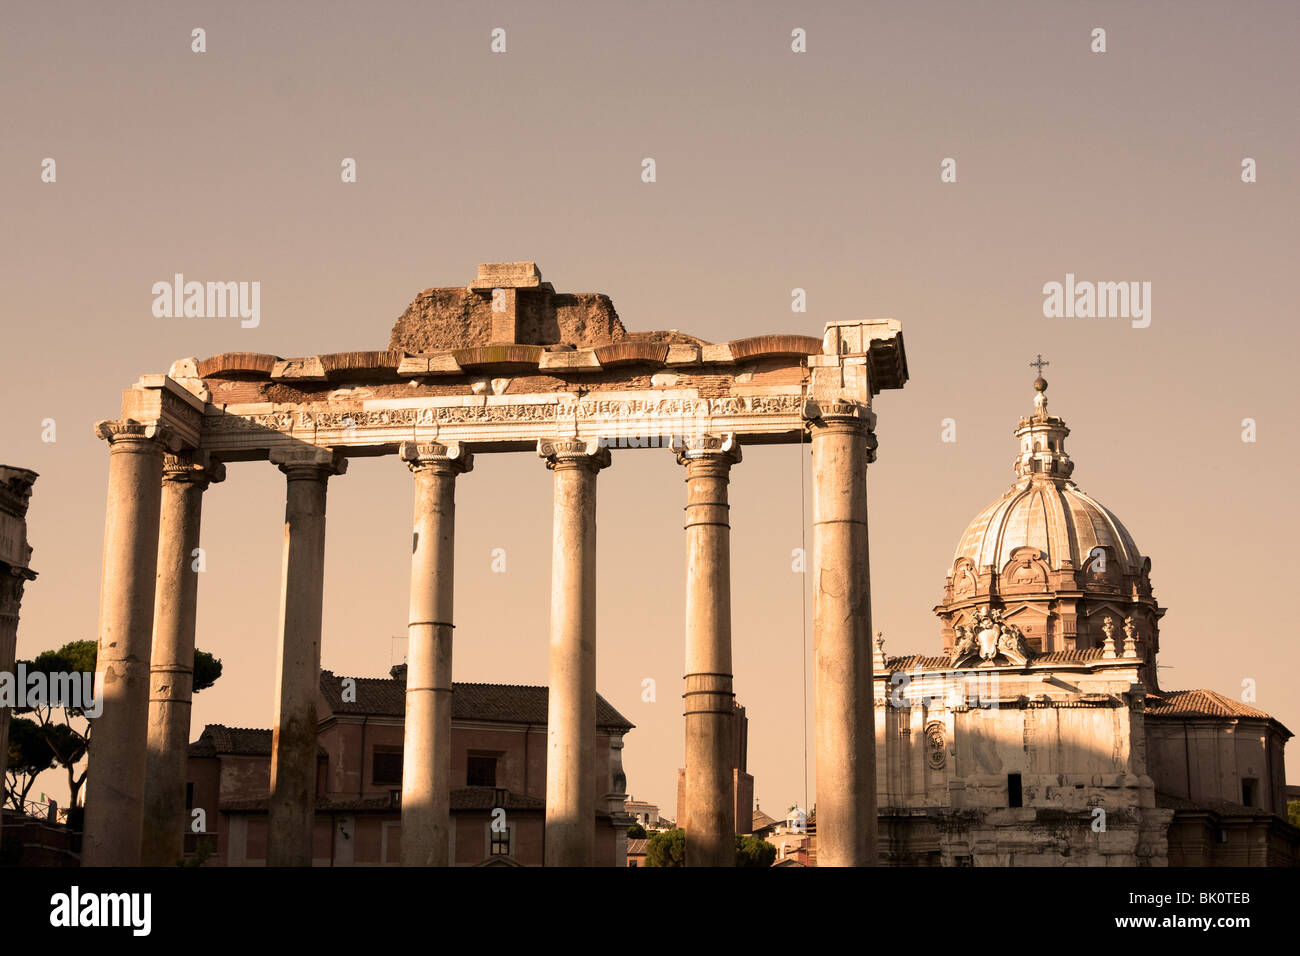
[{"x1": 184, "y1": 666, "x2": 635, "y2": 866}]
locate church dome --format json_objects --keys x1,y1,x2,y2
[
  {"x1": 953, "y1": 475, "x2": 1143, "y2": 577},
  {"x1": 952, "y1": 371, "x2": 1141, "y2": 577},
  {"x1": 935, "y1": 367, "x2": 1162, "y2": 674}
]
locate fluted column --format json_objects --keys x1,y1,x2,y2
[
  {"x1": 398, "y1": 440, "x2": 473, "y2": 867},
  {"x1": 267, "y1": 446, "x2": 347, "y2": 867},
  {"x1": 83, "y1": 420, "x2": 174, "y2": 866},
  {"x1": 538, "y1": 438, "x2": 610, "y2": 866},
  {"x1": 808, "y1": 400, "x2": 878, "y2": 866},
  {"x1": 672, "y1": 433, "x2": 741, "y2": 867},
  {"x1": 141, "y1": 453, "x2": 224, "y2": 866}
]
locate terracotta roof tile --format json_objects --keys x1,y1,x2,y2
[
  {"x1": 1145, "y1": 689, "x2": 1274, "y2": 721},
  {"x1": 187, "y1": 725, "x2": 327, "y2": 758},
  {"x1": 883, "y1": 648, "x2": 1106, "y2": 671},
  {"x1": 318, "y1": 670, "x2": 634, "y2": 731},
  {"x1": 219, "y1": 788, "x2": 547, "y2": 814},
  {"x1": 752, "y1": 808, "x2": 779, "y2": 830},
  {"x1": 1155, "y1": 791, "x2": 1275, "y2": 818}
]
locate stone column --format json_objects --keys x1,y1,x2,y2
[
  {"x1": 0, "y1": 467, "x2": 38, "y2": 849},
  {"x1": 537, "y1": 438, "x2": 610, "y2": 866},
  {"x1": 141, "y1": 453, "x2": 224, "y2": 866},
  {"x1": 267, "y1": 446, "x2": 347, "y2": 867},
  {"x1": 398, "y1": 440, "x2": 473, "y2": 867},
  {"x1": 808, "y1": 400, "x2": 878, "y2": 866},
  {"x1": 83, "y1": 420, "x2": 173, "y2": 866},
  {"x1": 672, "y1": 434, "x2": 741, "y2": 867}
]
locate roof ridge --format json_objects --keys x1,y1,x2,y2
[
  {"x1": 203, "y1": 723, "x2": 271, "y2": 734},
  {"x1": 325, "y1": 673, "x2": 556, "y2": 691}
]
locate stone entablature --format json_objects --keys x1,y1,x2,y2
[{"x1": 108, "y1": 296, "x2": 906, "y2": 462}]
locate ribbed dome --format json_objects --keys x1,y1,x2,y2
[
  {"x1": 953, "y1": 478, "x2": 1142, "y2": 575},
  {"x1": 950, "y1": 373, "x2": 1143, "y2": 578},
  {"x1": 936, "y1": 370, "x2": 1161, "y2": 676}
]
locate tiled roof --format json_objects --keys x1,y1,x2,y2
[
  {"x1": 1155, "y1": 791, "x2": 1275, "y2": 818},
  {"x1": 220, "y1": 787, "x2": 547, "y2": 814},
  {"x1": 752, "y1": 808, "x2": 779, "y2": 830},
  {"x1": 187, "y1": 725, "x2": 327, "y2": 758},
  {"x1": 1145, "y1": 689, "x2": 1274, "y2": 722},
  {"x1": 319, "y1": 669, "x2": 635, "y2": 731},
  {"x1": 626, "y1": 838, "x2": 649, "y2": 855},
  {"x1": 883, "y1": 648, "x2": 1107, "y2": 671}
]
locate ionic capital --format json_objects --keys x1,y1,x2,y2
[
  {"x1": 162, "y1": 451, "x2": 227, "y2": 488},
  {"x1": 399, "y1": 441, "x2": 474, "y2": 476},
  {"x1": 94, "y1": 418, "x2": 183, "y2": 453},
  {"x1": 802, "y1": 400, "x2": 879, "y2": 462},
  {"x1": 537, "y1": 438, "x2": 612, "y2": 473},
  {"x1": 269, "y1": 445, "x2": 348, "y2": 481},
  {"x1": 670, "y1": 433, "x2": 742, "y2": 468}
]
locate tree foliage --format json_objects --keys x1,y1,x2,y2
[
  {"x1": 735, "y1": 833, "x2": 777, "y2": 867},
  {"x1": 14, "y1": 640, "x2": 223, "y2": 809},
  {"x1": 626, "y1": 822, "x2": 648, "y2": 839},
  {"x1": 644, "y1": 828, "x2": 686, "y2": 867},
  {"x1": 4, "y1": 716, "x2": 55, "y2": 809}
]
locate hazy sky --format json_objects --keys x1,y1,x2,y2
[{"x1": 3, "y1": 1, "x2": 1297, "y2": 815}]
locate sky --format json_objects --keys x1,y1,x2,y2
[{"x1": 2, "y1": 0, "x2": 1297, "y2": 816}]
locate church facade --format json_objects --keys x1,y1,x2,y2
[{"x1": 872, "y1": 374, "x2": 1297, "y2": 866}]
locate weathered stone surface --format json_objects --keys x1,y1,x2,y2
[
  {"x1": 468, "y1": 261, "x2": 543, "y2": 289},
  {"x1": 388, "y1": 288, "x2": 494, "y2": 353},
  {"x1": 548, "y1": 293, "x2": 626, "y2": 347},
  {"x1": 387, "y1": 283, "x2": 628, "y2": 353}
]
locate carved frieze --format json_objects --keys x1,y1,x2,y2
[{"x1": 200, "y1": 392, "x2": 812, "y2": 456}]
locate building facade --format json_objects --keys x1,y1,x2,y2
[
  {"x1": 873, "y1": 375, "x2": 1297, "y2": 866},
  {"x1": 185, "y1": 667, "x2": 635, "y2": 866}
]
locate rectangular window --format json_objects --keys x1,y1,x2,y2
[
  {"x1": 467, "y1": 754, "x2": 498, "y2": 787},
  {"x1": 185, "y1": 782, "x2": 194, "y2": 811},
  {"x1": 1008, "y1": 773, "x2": 1023, "y2": 808},
  {"x1": 372, "y1": 748, "x2": 403, "y2": 787},
  {"x1": 1241, "y1": 778, "x2": 1258, "y2": 808},
  {"x1": 490, "y1": 824, "x2": 510, "y2": 856}
]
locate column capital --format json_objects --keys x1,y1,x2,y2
[
  {"x1": 670, "y1": 433, "x2": 742, "y2": 468},
  {"x1": 269, "y1": 446, "x2": 348, "y2": 480},
  {"x1": 162, "y1": 452, "x2": 226, "y2": 488},
  {"x1": 94, "y1": 418, "x2": 183, "y2": 453},
  {"x1": 399, "y1": 441, "x2": 474, "y2": 476},
  {"x1": 0, "y1": 561, "x2": 37, "y2": 619},
  {"x1": 802, "y1": 400, "x2": 879, "y2": 462},
  {"x1": 537, "y1": 438, "x2": 611, "y2": 473}
]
